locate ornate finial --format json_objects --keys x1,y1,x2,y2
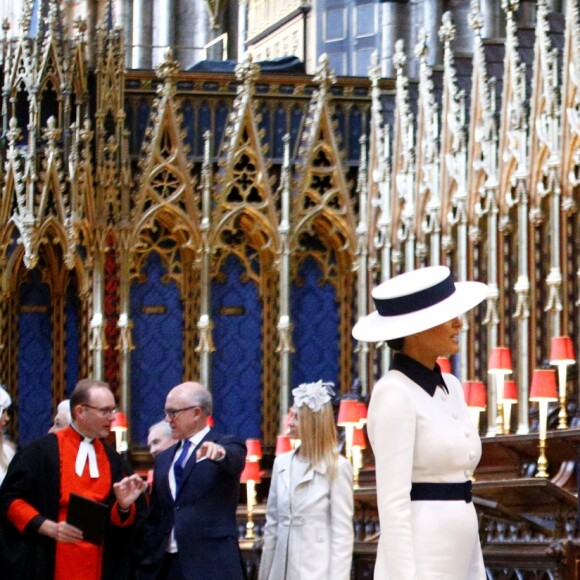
[
  {"x1": 313, "y1": 53, "x2": 336, "y2": 89},
  {"x1": 393, "y1": 40, "x2": 406, "y2": 72},
  {"x1": 7, "y1": 117, "x2": 21, "y2": 145},
  {"x1": 502, "y1": 0, "x2": 519, "y2": 15},
  {"x1": 73, "y1": 17, "x2": 87, "y2": 37},
  {"x1": 42, "y1": 116, "x2": 61, "y2": 143},
  {"x1": 369, "y1": 50, "x2": 381, "y2": 83},
  {"x1": 415, "y1": 28, "x2": 429, "y2": 61},
  {"x1": 468, "y1": 0, "x2": 483, "y2": 32},
  {"x1": 2, "y1": 18, "x2": 10, "y2": 34},
  {"x1": 234, "y1": 51, "x2": 260, "y2": 84},
  {"x1": 439, "y1": 12, "x2": 456, "y2": 46},
  {"x1": 156, "y1": 49, "x2": 180, "y2": 81}
]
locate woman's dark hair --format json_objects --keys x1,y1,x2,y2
[{"x1": 386, "y1": 337, "x2": 405, "y2": 352}]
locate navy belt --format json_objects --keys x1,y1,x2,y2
[{"x1": 410, "y1": 481, "x2": 472, "y2": 503}]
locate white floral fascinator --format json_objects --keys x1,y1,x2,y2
[
  {"x1": 292, "y1": 380, "x2": 335, "y2": 413},
  {"x1": 0, "y1": 385, "x2": 11, "y2": 413}
]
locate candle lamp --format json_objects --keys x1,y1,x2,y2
[
  {"x1": 463, "y1": 381, "x2": 486, "y2": 431},
  {"x1": 357, "y1": 402, "x2": 367, "y2": 428},
  {"x1": 240, "y1": 460, "x2": 262, "y2": 540},
  {"x1": 550, "y1": 336, "x2": 576, "y2": 429},
  {"x1": 352, "y1": 427, "x2": 367, "y2": 489},
  {"x1": 529, "y1": 369, "x2": 558, "y2": 478},
  {"x1": 111, "y1": 412, "x2": 128, "y2": 453},
  {"x1": 275, "y1": 434, "x2": 292, "y2": 456},
  {"x1": 436, "y1": 357, "x2": 452, "y2": 374},
  {"x1": 501, "y1": 380, "x2": 518, "y2": 435},
  {"x1": 488, "y1": 347, "x2": 513, "y2": 435},
  {"x1": 245, "y1": 438, "x2": 263, "y2": 462},
  {"x1": 337, "y1": 399, "x2": 361, "y2": 462}
]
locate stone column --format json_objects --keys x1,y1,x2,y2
[
  {"x1": 152, "y1": 0, "x2": 174, "y2": 66},
  {"x1": 379, "y1": 1, "x2": 411, "y2": 77},
  {"x1": 174, "y1": 0, "x2": 209, "y2": 69},
  {"x1": 131, "y1": 0, "x2": 153, "y2": 69}
]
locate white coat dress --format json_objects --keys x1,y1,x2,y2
[
  {"x1": 258, "y1": 450, "x2": 354, "y2": 580},
  {"x1": 368, "y1": 362, "x2": 486, "y2": 580}
]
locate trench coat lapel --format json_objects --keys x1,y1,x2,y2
[{"x1": 279, "y1": 450, "x2": 328, "y2": 495}]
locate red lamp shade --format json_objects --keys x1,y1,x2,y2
[
  {"x1": 337, "y1": 399, "x2": 360, "y2": 426},
  {"x1": 207, "y1": 415, "x2": 214, "y2": 428},
  {"x1": 436, "y1": 357, "x2": 452, "y2": 374},
  {"x1": 275, "y1": 435, "x2": 292, "y2": 456},
  {"x1": 240, "y1": 461, "x2": 262, "y2": 483},
  {"x1": 352, "y1": 428, "x2": 367, "y2": 449},
  {"x1": 502, "y1": 380, "x2": 518, "y2": 403},
  {"x1": 463, "y1": 381, "x2": 486, "y2": 410},
  {"x1": 550, "y1": 336, "x2": 576, "y2": 365},
  {"x1": 357, "y1": 402, "x2": 368, "y2": 426},
  {"x1": 111, "y1": 412, "x2": 128, "y2": 430},
  {"x1": 488, "y1": 347, "x2": 513, "y2": 374},
  {"x1": 246, "y1": 438, "x2": 263, "y2": 461},
  {"x1": 529, "y1": 369, "x2": 558, "y2": 402}
]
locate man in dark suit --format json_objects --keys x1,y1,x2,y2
[{"x1": 137, "y1": 381, "x2": 247, "y2": 580}]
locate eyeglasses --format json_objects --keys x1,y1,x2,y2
[
  {"x1": 82, "y1": 404, "x2": 117, "y2": 417},
  {"x1": 164, "y1": 405, "x2": 199, "y2": 420}
]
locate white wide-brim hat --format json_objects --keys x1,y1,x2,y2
[{"x1": 352, "y1": 266, "x2": 488, "y2": 343}]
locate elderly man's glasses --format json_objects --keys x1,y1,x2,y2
[
  {"x1": 164, "y1": 405, "x2": 199, "y2": 420},
  {"x1": 82, "y1": 404, "x2": 117, "y2": 417}
]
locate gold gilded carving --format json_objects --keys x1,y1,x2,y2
[
  {"x1": 141, "y1": 305, "x2": 167, "y2": 314},
  {"x1": 219, "y1": 306, "x2": 246, "y2": 316}
]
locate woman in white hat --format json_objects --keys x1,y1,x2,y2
[
  {"x1": 352, "y1": 266, "x2": 488, "y2": 579},
  {"x1": 0, "y1": 385, "x2": 15, "y2": 485},
  {"x1": 259, "y1": 380, "x2": 354, "y2": 580}
]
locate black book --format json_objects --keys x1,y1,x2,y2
[{"x1": 66, "y1": 493, "x2": 109, "y2": 545}]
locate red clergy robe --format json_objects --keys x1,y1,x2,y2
[{"x1": 6, "y1": 427, "x2": 136, "y2": 580}]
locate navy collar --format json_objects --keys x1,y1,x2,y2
[{"x1": 390, "y1": 353, "x2": 449, "y2": 397}]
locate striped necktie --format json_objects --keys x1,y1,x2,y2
[{"x1": 173, "y1": 440, "x2": 192, "y2": 494}]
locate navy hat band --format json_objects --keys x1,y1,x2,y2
[{"x1": 374, "y1": 272, "x2": 456, "y2": 317}]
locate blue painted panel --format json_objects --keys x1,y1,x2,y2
[
  {"x1": 196, "y1": 101, "x2": 212, "y2": 157},
  {"x1": 182, "y1": 99, "x2": 195, "y2": 154},
  {"x1": 348, "y1": 106, "x2": 363, "y2": 162},
  {"x1": 136, "y1": 99, "x2": 151, "y2": 152},
  {"x1": 291, "y1": 257, "x2": 340, "y2": 389},
  {"x1": 211, "y1": 255, "x2": 262, "y2": 439},
  {"x1": 214, "y1": 102, "x2": 229, "y2": 155},
  {"x1": 130, "y1": 252, "x2": 184, "y2": 446},
  {"x1": 64, "y1": 283, "x2": 79, "y2": 397},
  {"x1": 290, "y1": 105, "x2": 302, "y2": 153},
  {"x1": 18, "y1": 270, "x2": 52, "y2": 444},
  {"x1": 333, "y1": 105, "x2": 346, "y2": 157},
  {"x1": 258, "y1": 102, "x2": 271, "y2": 152},
  {"x1": 272, "y1": 105, "x2": 287, "y2": 160}
]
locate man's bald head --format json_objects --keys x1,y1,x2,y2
[
  {"x1": 169, "y1": 382, "x2": 213, "y2": 417},
  {"x1": 165, "y1": 382, "x2": 212, "y2": 440}
]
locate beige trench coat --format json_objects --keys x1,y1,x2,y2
[{"x1": 258, "y1": 450, "x2": 354, "y2": 580}]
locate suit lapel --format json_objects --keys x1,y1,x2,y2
[
  {"x1": 157, "y1": 443, "x2": 178, "y2": 501},
  {"x1": 176, "y1": 430, "x2": 216, "y2": 498}
]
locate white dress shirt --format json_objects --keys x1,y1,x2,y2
[{"x1": 167, "y1": 425, "x2": 210, "y2": 553}]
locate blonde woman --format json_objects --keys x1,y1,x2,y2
[
  {"x1": 0, "y1": 386, "x2": 15, "y2": 485},
  {"x1": 259, "y1": 380, "x2": 354, "y2": 580}
]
